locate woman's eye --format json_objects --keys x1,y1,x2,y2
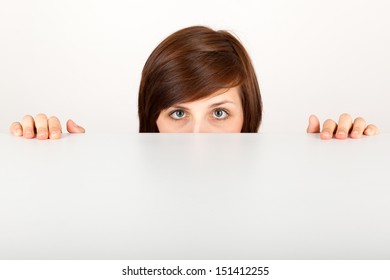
[
  {"x1": 213, "y1": 109, "x2": 229, "y2": 119},
  {"x1": 170, "y1": 110, "x2": 186, "y2": 120}
]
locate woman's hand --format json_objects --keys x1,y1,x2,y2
[
  {"x1": 307, "y1": 113, "x2": 379, "y2": 140},
  {"x1": 10, "y1": 114, "x2": 85, "y2": 140}
]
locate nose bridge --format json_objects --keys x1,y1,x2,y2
[
  {"x1": 190, "y1": 114, "x2": 206, "y2": 133},
  {"x1": 191, "y1": 119, "x2": 202, "y2": 133}
]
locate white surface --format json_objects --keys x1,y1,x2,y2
[
  {"x1": 1, "y1": 0, "x2": 389, "y2": 133},
  {"x1": 0, "y1": 133, "x2": 389, "y2": 259}
]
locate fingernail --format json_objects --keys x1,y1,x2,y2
[
  {"x1": 25, "y1": 130, "x2": 32, "y2": 136},
  {"x1": 16, "y1": 128, "x2": 22, "y2": 135},
  {"x1": 322, "y1": 132, "x2": 330, "y2": 138},
  {"x1": 37, "y1": 129, "x2": 46, "y2": 137},
  {"x1": 337, "y1": 131, "x2": 346, "y2": 138},
  {"x1": 366, "y1": 128, "x2": 372, "y2": 134},
  {"x1": 352, "y1": 130, "x2": 358, "y2": 136}
]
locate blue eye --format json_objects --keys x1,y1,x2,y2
[
  {"x1": 213, "y1": 109, "x2": 228, "y2": 119},
  {"x1": 170, "y1": 110, "x2": 186, "y2": 120}
]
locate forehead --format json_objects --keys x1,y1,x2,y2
[{"x1": 176, "y1": 86, "x2": 241, "y2": 106}]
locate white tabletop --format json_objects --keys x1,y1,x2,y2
[{"x1": 0, "y1": 132, "x2": 389, "y2": 259}]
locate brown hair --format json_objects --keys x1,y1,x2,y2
[{"x1": 138, "y1": 26, "x2": 262, "y2": 132}]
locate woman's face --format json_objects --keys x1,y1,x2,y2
[{"x1": 156, "y1": 86, "x2": 244, "y2": 133}]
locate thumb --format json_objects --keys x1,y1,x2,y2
[
  {"x1": 66, "y1": 119, "x2": 86, "y2": 134},
  {"x1": 306, "y1": 114, "x2": 320, "y2": 133}
]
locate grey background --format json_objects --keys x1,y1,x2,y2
[{"x1": 1, "y1": 133, "x2": 389, "y2": 259}]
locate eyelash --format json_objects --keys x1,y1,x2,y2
[
  {"x1": 169, "y1": 110, "x2": 187, "y2": 121},
  {"x1": 212, "y1": 108, "x2": 230, "y2": 120},
  {"x1": 168, "y1": 108, "x2": 230, "y2": 121}
]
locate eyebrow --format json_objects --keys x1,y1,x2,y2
[
  {"x1": 170, "y1": 101, "x2": 236, "y2": 110},
  {"x1": 209, "y1": 101, "x2": 236, "y2": 108}
]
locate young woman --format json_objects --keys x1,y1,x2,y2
[{"x1": 9, "y1": 26, "x2": 379, "y2": 139}]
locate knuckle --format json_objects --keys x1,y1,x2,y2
[
  {"x1": 366, "y1": 124, "x2": 378, "y2": 132},
  {"x1": 22, "y1": 115, "x2": 33, "y2": 121},
  {"x1": 50, "y1": 126, "x2": 61, "y2": 132},
  {"x1": 35, "y1": 113, "x2": 48, "y2": 120},
  {"x1": 49, "y1": 116, "x2": 60, "y2": 122},
  {"x1": 37, "y1": 127, "x2": 48, "y2": 132},
  {"x1": 49, "y1": 118, "x2": 62, "y2": 131},
  {"x1": 324, "y1": 119, "x2": 335, "y2": 125},
  {"x1": 354, "y1": 117, "x2": 365, "y2": 123},
  {"x1": 340, "y1": 113, "x2": 351, "y2": 119}
]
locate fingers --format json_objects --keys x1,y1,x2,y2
[
  {"x1": 321, "y1": 119, "x2": 337, "y2": 140},
  {"x1": 335, "y1": 113, "x2": 352, "y2": 139},
  {"x1": 10, "y1": 122, "x2": 23, "y2": 137},
  {"x1": 10, "y1": 114, "x2": 85, "y2": 140},
  {"x1": 35, "y1": 113, "x2": 49, "y2": 140},
  {"x1": 21, "y1": 115, "x2": 35, "y2": 139},
  {"x1": 363, "y1": 124, "x2": 380, "y2": 136},
  {"x1": 66, "y1": 119, "x2": 85, "y2": 134},
  {"x1": 306, "y1": 114, "x2": 320, "y2": 133},
  {"x1": 310, "y1": 113, "x2": 379, "y2": 140},
  {"x1": 48, "y1": 116, "x2": 62, "y2": 139},
  {"x1": 350, "y1": 117, "x2": 366, "y2": 139}
]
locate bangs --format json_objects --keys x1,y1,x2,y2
[{"x1": 155, "y1": 50, "x2": 245, "y2": 108}]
